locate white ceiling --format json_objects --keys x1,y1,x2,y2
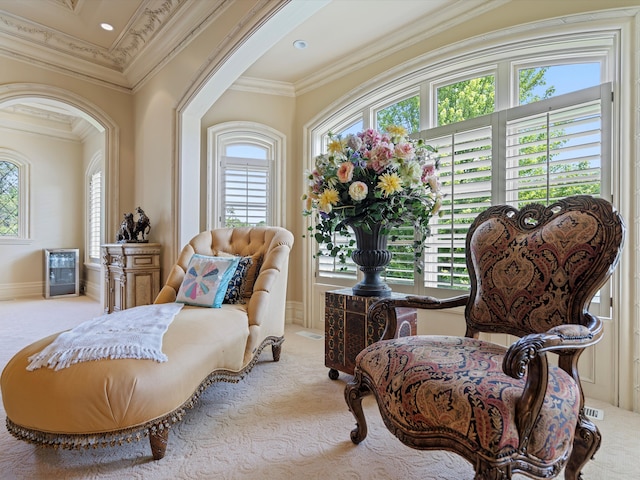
[{"x1": 0, "y1": 0, "x2": 505, "y2": 131}]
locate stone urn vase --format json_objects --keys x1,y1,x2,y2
[{"x1": 350, "y1": 223, "x2": 392, "y2": 297}]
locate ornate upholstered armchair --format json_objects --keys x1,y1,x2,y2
[{"x1": 344, "y1": 196, "x2": 624, "y2": 480}]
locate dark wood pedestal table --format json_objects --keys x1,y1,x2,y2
[{"x1": 324, "y1": 288, "x2": 417, "y2": 379}]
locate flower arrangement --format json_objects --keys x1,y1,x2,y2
[{"x1": 302, "y1": 125, "x2": 442, "y2": 267}]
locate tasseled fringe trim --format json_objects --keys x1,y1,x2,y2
[{"x1": 6, "y1": 335, "x2": 284, "y2": 451}]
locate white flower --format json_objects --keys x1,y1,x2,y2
[{"x1": 349, "y1": 181, "x2": 368, "y2": 201}]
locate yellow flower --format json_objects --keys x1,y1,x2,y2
[
  {"x1": 327, "y1": 138, "x2": 346, "y2": 155},
  {"x1": 377, "y1": 172, "x2": 403, "y2": 197},
  {"x1": 318, "y1": 188, "x2": 339, "y2": 213},
  {"x1": 386, "y1": 125, "x2": 407, "y2": 138}
]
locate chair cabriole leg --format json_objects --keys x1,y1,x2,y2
[
  {"x1": 564, "y1": 414, "x2": 601, "y2": 480},
  {"x1": 344, "y1": 372, "x2": 370, "y2": 444}
]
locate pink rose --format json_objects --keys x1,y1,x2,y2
[
  {"x1": 337, "y1": 162, "x2": 354, "y2": 183},
  {"x1": 394, "y1": 142, "x2": 414, "y2": 160}
]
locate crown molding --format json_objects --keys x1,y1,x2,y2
[
  {"x1": 231, "y1": 76, "x2": 295, "y2": 97},
  {"x1": 0, "y1": 0, "x2": 225, "y2": 91},
  {"x1": 0, "y1": 102, "x2": 96, "y2": 141},
  {"x1": 127, "y1": 0, "x2": 231, "y2": 91},
  {"x1": 0, "y1": 10, "x2": 122, "y2": 70},
  {"x1": 0, "y1": 110, "x2": 81, "y2": 142}
]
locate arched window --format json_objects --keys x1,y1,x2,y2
[
  {"x1": 310, "y1": 30, "x2": 616, "y2": 298},
  {"x1": 207, "y1": 122, "x2": 285, "y2": 229},
  {"x1": 0, "y1": 149, "x2": 30, "y2": 242}
]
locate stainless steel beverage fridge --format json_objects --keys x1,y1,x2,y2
[{"x1": 44, "y1": 248, "x2": 79, "y2": 298}]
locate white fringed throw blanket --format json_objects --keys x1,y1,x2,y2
[{"x1": 26, "y1": 303, "x2": 184, "y2": 371}]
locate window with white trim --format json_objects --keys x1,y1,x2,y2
[
  {"x1": 0, "y1": 149, "x2": 30, "y2": 242},
  {"x1": 87, "y1": 168, "x2": 102, "y2": 262},
  {"x1": 208, "y1": 123, "x2": 284, "y2": 229},
  {"x1": 421, "y1": 84, "x2": 609, "y2": 290},
  {"x1": 312, "y1": 34, "x2": 615, "y2": 299}
]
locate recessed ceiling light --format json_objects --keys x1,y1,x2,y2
[
  {"x1": 293, "y1": 40, "x2": 308, "y2": 50},
  {"x1": 100, "y1": 23, "x2": 114, "y2": 31}
]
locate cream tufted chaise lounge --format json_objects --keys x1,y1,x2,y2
[{"x1": 1, "y1": 226, "x2": 294, "y2": 460}]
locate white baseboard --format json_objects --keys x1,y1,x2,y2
[
  {"x1": 286, "y1": 300, "x2": 304, "y2": 325},
  {"x1": 0, "y1": 281, "x2": 43, "y2": 300},
  {"x1": 83, "y1": 280, "x2": 101, "y2": 302}
]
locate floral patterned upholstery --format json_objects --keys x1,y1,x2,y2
[
  {"x1": 345, "y1": 196, "x2": 625, "y2": 480},
  {"x1": 468, "y1": 208, "x2": 607, "y2": 334},
  {"x1": 356, "y1": 336, "x2": 579, "y2": 461}
]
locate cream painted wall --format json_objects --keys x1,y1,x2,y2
[
  {"x1": 0, "y1": 128, "x2": 83, "y2": 298},
  {"x1": 131, "y1": 0, "x2": 281, "y2": 280}
]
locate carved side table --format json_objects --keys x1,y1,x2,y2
[
  {"x1": 324, "y1": 288, "x2": 417, "y2": 379},
  {"x1": 102, "y1": 243, "x2": 161, "y2": 313}
]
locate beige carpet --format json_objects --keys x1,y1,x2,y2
[{"x1": 1, "y1": 296, "x2": 639, "y2": 479}]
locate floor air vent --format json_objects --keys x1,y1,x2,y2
[
  {"x1": 584, "y1": 406, "x2": 604, "y2": 420},
  {"x1": 296, "y1": 331, "x2": 324, "y2": 341}
]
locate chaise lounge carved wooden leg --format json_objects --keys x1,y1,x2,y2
[
  {"x1": 150, "y1": 428, "x2": 169, "y2": 460},
  {"x1": 272, "y1": 343, "x2": 281, "y2": 362},
  {"x1": 564, "y1": 414, "x2": 601, "y2": 480},
  {"x1": 344, "y1": 371, "x2": 370, "y2": 444},
  {"x1": 271, "y1": 336, "x2": 284, "y2": 362}
]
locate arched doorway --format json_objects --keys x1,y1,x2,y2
[{"x1": 0, "y1": 83, "x2": 119, "y2": 301}]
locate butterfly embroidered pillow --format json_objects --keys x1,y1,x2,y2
[{"x1": 176, "y1": 255, "x2": 240, "y2": 308}]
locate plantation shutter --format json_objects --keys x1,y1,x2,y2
[
  {"x1": 221, "y1": 156, "x2": 270, "y2": 227},
  {"x1": 420, "y1": 120, "x2": 493, "y2": 289},
  {"x1": 504, "y1": 84, "x2": 608, "y2": 205},
  {"x1": 415, "y1": 83, "x2": 610, "y2": 292},
  {"x1": 317, "y1": 230, "x2": 358, "y2": 277},
  {"x1": 88, "y1": 171, "x2": 102, "y2": 260}
]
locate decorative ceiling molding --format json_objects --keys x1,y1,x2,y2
[
  {"x1": 0, "y1": 0, "x2": 187, "y2": 72},
  {"x1": 3, "y1": 103, "x2": 76, "y2": 125},
  {"x1": 0, "y1": 0, "x2": 223, "y2": 90},
  {"x1": 0, "y1": 10, "x2": 121, "y2": 70},
  {"x1": 0, "y1": 107, "x2": 88, "y2": 142},
  {"x1": 110, "y1": 0, "x2": 188, "y2": 70},
  {"x1": 48, "y1": 0, "x2": 81, "y2": 13}
]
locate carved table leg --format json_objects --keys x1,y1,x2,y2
[{"x1": 150, "y1": 428, "x2": 169, "y2": 460}]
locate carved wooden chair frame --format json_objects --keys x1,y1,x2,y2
[{"x1": 344, "y1": 195, "x2": 625, "y2": 480}]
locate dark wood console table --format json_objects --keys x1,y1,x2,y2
[{"x1": 324, "y1": 288, "x2": 417, "y2": 379}]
